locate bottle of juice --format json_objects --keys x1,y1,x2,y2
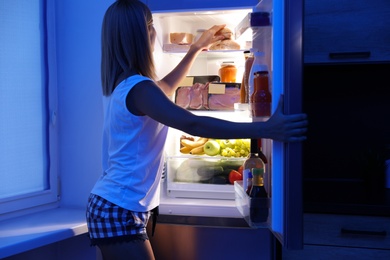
[
  {"x1": 250, "y1": 70, "x2": 271, "y2": 117},
  {"x1": 247, "y1": 51, "x2": 267, "y2": 104},
  {"x1": 240, "y1": 51, "x2": 251, "y2": 103},
  {"x1": 243, "y1": 51, "x2": 254, "y2": 103}
]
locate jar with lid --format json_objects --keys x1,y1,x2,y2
[{"x1": 219, "y1": 62, "x2": 237, "y2": 83}]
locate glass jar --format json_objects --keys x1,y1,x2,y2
[{"x1": 219, "y1": 62, "x2": 237, "y2": 83}]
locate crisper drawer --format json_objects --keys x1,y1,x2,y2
[{"x1": 166, "y1": 156, "x2": 245, "y2": 200}]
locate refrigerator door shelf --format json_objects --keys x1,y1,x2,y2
[{"x1": 234, "y1": 181, "x2": 271, "y2": 228}]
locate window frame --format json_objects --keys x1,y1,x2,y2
[{"x1": 0, "y1": 0, "x2": 59, "y2": 221}]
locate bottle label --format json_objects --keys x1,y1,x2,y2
[{"x1": 243, "y1": 168, "x2": 251, "y2": 191}]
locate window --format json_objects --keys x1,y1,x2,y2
[{"x1": 0, "y1": 0, "x2": 58, "y2": 220}]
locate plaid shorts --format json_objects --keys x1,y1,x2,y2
[{"x1": 86, "y1": 194, "x2": 151, "y2": 245}]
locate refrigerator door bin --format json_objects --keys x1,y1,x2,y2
[
  {"x1": 234, "y1": 181, "x2": 270, "y2": 228},
  {"x1": 167, "y1": 156, "x2": 245, "y2": 200}
]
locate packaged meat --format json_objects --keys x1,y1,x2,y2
[
  {"x1": 207, "y1": 83, "x2": 241, "y2": 110},
  {"x1": 175, "y1": 82, "x2": 241, "y2": 111},
  {"x1": 175, "y1": 75, "x2": 219, "y2": 110}
]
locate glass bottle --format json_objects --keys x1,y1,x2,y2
[
  {"x1": 250, "y1": 70, "x2": 271, "y2": 117},
  {"x1": 240, "y1": 51, "x2": 251, "y2": 103},
  {"x1": 247, "y1": 51, "x2": 267, "y2": 104},
  {"x1": 249, "y1": 168, "x2": 268, "y2": 198},
  {"x1": 249, "y1": 168, "x2": 269, "y2": 223}
]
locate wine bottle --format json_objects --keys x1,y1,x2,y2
[
  {"x1": 249, "y1": 168, "x2": 269, "y2": 223},
  {"x1": 249, "y1": 168, "x2": 267, "y2": 198}
]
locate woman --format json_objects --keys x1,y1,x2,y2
[{"x1": 86, "y1": 0, "x2": 308, "y2": 259}]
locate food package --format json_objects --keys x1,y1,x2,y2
[
  {"x1": 175, "y1": 75, "x2": 219, "y2": 110},
  {"x1": 175, "y1": 82, "x2": 241, "y2": 111},
  {"x1": 210, "y1": 27, "x2": 241, "y2": 50},
  {"x1": 209, "y1": 39, "x2": 241, "y2": 50},
  {"x1": 206, "y1": 83, "x2": 241, "y2": 110},
  {"x1": 170, "y1": 33, "x2": 194, "y2": 45}
]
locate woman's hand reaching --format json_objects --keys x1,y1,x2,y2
[
  {"x1": 261, "y1": 95, "x2": 308, "y2": 142},
  {"x1": 191, "y1": 24, "x2": 227, "y2": 51}
]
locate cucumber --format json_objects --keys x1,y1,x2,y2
[
  {"x1": 210, "y1": 175, "x2": 228, "y2": 184},
  {"x1": 197, "y1": 166, "x2": 224, "y2": 179}
]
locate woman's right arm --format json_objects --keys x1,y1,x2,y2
[
  {"x1": 128, "y1": 81, "x2": 308, "y2": 142},
  {"x1": 155, "y1": 24, "x2": 226, "y2": 96}
]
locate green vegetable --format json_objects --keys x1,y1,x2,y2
[{"x1": 197, "y1": 166, "x2": 224, "y2": 179}]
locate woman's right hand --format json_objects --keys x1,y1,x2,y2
[
  {"x1": 191, "y1": 24, "x2": 227, "y2": 51},
  {"x1": 261, "y1": 95, "x2": 308, "y2": 142}
]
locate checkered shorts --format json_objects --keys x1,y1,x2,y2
[{"x1": 86, "y1": 194, "x2": 151, "y2": 245}]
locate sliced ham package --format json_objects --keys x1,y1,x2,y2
[{"x1": 175, "y1": 78, "x2": 241, "y2": 111}]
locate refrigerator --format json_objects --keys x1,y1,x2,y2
[{"x1": 147, "y1": 0, "x2": 304, "y2": 259}]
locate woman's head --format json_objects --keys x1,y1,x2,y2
[{"x1": 101, "y1": 0, "x2": 156, "y2": 96}]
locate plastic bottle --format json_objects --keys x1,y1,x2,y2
[
  {"x1": 247, "y1": 51, "x2": 268, "y2": 105},
  {"x1": 251, "y1": 70, "x2": 271, "y2": 117},
  {"x1": 245, "y1": 171, "x2": 253, "y2": 195},
  {"x1": 242, "y1": 140, "x2": 265, "y2": 192},
  {"x1": 250, "y1": 4, "x2": 272, "y2": 69}
]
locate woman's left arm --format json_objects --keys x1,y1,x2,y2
[{"x1": 156, "y1": 24, "x2": 226, "y2": 96}]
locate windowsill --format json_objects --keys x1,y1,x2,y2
[{"x1": 0, "y1": 207, "x2": 88, "y2": 259}]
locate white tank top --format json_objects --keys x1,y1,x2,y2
[{"x1": 92, "y1": 75, "x2": 168, "y2": 212}]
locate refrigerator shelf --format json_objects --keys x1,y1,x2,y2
[{"x1": 162, "y1": 44, "x2": 250, "y2": 56}]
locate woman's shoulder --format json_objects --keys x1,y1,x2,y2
[
  {"x1": 125, "y1": 74, "x2": 153, "y2": 85},
  {"x1": 116, "y1": 74, "x2": 153, "y2": 92}
]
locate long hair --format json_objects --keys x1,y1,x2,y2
[{"x1": 101, "y1": 0, "x2": 156, "y2": 96}]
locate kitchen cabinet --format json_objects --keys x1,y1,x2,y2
[
  {"x1": 302, "y1": 1, "x2": 390, "y2": 216},
  {"x1": 302, "y1": 63, "x2": 390, "y2": 216},
  {"x1": 304, "y1": 0, "x2": 390, "y2": 64}
]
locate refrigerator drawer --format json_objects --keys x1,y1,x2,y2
[
  {"x1": 166, "y1": 156, "x2": 244, "y2": 200},
  {"x1": 234, "y1": 181, "x2": 270, "y2": 228}
]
